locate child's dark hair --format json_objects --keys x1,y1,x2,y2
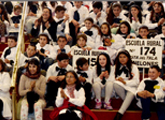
[
  {"x1": 139, "y1": 25, "x2": 149, "y2": 32},
  {"x1": 76, "y1": 57, "x2": 88, "y2": 71},
  {"x1": 55, "y1": 5, "x2": 66, "y2": 13},
  {"x1": 8, "y1": 35, "x2": 17, "y2": 42},
  {"x1": 96, "y1": 52, "x2": 111, "y2": 76},
  {"x1": 100, "y1": 22, "x2": 112, "y2": 38},
  {"x1": 114, "y1": 49, "x2": 133, "y2": 80},
  {"x1": 14, "y1": 4, "x2": 22, "y2": 12},
  {"x1": 77, "y1": 34, "x2": 87, "y2": 42},
  {"x1": 27, "y1": 58, "x2": 41, "y2": 74},
  {"x1": 106, "y1": 2, "x2": 122, "y2": 25},
  {"x1": 57, "y1": 53, "x2": 69, "y2": 61},
  {"x1": 162, "y1": 23, "x2": 165, "y2": 28},
  {"x1": 39, "y1": 33, "x2": 50, "y2": 44},
  {"x1": 150, "y1": 65, "x2": 160, "y2": 72},
  {"x1": 57, "y1": 35, "x2": 67, "y2": 41},
  {"x1": 92, "y1": 2, "x2": 102, "y2": 10},
  {"x1": 28, "y1": 43, "x2": 37, "y2": 50},
  {"x1": 0, "y1": 59, "x2": 6, "y2": 72},
  {"x1": 116, "y1": 21, "x2": 131, "y2": 34},
  {"x1": 0, "y1": 4, "x2": 10, "y2": 23},
  {"x1": 60, "y1": 70, "x2": 82, "y2": 90}
]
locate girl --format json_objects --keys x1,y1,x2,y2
[
  {"x1": 92, "y1": 53, "x2": 114, "y2": 110},
  {"x1": 128, "y1": 5, "x2": 145, "y2": 35},
  {"x1": 144, "y1": 2, "x2": 165, "y2": 34},
  {"x1": 80, "y1": 17, "x2": 101, "y2": 49},
  {"x1": 50, "y1": 71, "x2": 97, "y2": 120},
  {"x1": 0, "y1": 59, "x2": 12, "y2": 119},
  {"x1": 19, "y1": 59, "x2": 46, "y2": 120},
  {"x1": 112, "y1": 49, "x2": 139, "y2": 120},
  {"x1": 116, "y1": 21, "x2": 136, "y2": 39},
  {"x1": 31, "y1": 7, "x2": 57, "y2": 43}
]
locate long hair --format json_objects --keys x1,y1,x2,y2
[
  {"x1": 128, "y1": 5, "x2": 142, "y2": 23},
  {"x1": 0, "y1": 59, "x2": 6, "y2": 72},
  {"x1": 96, "y1": 52, "x2": 111, "y2": 76},
  {"x1": 100, "y1": 22, "x2": 112, "y2": 38},
  {"x1": 116, "y1": 21, "x2": 131, "y2": 35},
  {"x1": 150, "y1": 2, "x2": 165, "y2": 23},
  {"x1": 0, "y1": 4, "x2": 10, "y2": 24},
  {"x1": 106, "y1": 2, "x2": 122, "y2": 25},
  {"x1": 60, "y1": 71, "x2": 82, "y2": 91},
  {"x1": 114, "y1": 49, "x2": 133, "y2": 80}
]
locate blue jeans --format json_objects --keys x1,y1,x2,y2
[{"x1": 41, "y1": 58, "x2": 54, "y2": 70}]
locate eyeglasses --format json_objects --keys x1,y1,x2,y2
[{"x1": 66, "y1": 76, "x2": 75, "y2": 78}]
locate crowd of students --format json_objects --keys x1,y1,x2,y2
[{"x1": 1, "y1": 1, "x2": 165, "y2": 120}]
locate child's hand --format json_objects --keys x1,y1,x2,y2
[
  {"x1": 63, "y1": 14, "x2": 69, "y2": 22},
  {"x1": 126, "y1": 34, "x2": 131, "y2": 39},
  {"x1": 14, "y1": 23, "x2": 18, "y2": 28},
  {"x1": 146, "y1": 91, "x2": 155, "y2": 98},
  {"x1": 137, "y1": 90, "x2": 147, "y2": 99},
  {"x1": 72, "y1": 19, "x2": 79, "y2": 26},
  {"x1": 116, "y1": 77, "x2": 126, "y2": 84},
  {"x1": 111, "y1": 23, "x2": 118, "y2": 28},
  {"x1": 57, "y1": 75, "x2": 65, "y2": 81},
  {"x1": 100, "y1": 71, "x2": 106, "y2": 79},
  {"x1": 34, "y1": 19, "x2": 39, "y2": 27},
  {"x1": 4, "y1": 59, "x2": 10, "y2": 63},
  {"x1": 66, "y1": 34, "x2": 72, "y2": 42},
  {"x1": 30, "y1": 81, "x2": 36, "y2": 90},
  {"x1": 57, "y1": 49, "x2": 62, "y2": 54},
  {"x1": 79, "y1": 76, "x2": 86, "y2": 82},
  {"x1": 96, "y1": 12, "x2": 101, "y2": 19},
  {"x1": 158, "y1": 18, "x2": 165, "y2": 26},
  {"x1": 45, "y1": 21, "x2": 50, "y2": 29},
  {"x1": 60, "y1": 89, "x2": 67, "y2": 99},
  {"x1": 86, "y1": 47, "x2": 92, "y2": 51},
  {"x1": 104, "y1": 71, "x2": 109, "y2": 79}
]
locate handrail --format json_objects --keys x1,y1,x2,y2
[{"x1": 11, "y1": 2, "x2": 28, "y2": 120}]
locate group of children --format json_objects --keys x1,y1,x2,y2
[{"x1": 1, "y1": 1, "x2": 165, "y2": 120}]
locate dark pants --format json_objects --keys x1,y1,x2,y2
[
  {"x1": 41, "y1": 58, "x2": 54, "y2": 71},
  {"x1": 0, "y1": 99, "x2": 3, "y2": 120},
  {"x1": 45, "y1": 80, "x2": 62, "y2": 107},
  {"x1": 140, "y1": 97, "x2": 165, "y2": 120},
  {"x1": 83, "y1": 83, "x2": 92, "y2": 108}
]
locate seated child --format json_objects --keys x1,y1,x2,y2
[
  {"x1": 136, "y1": 65, "x2": 165, "y2": 120},
  {"x1": 137, "y1": 25, "x2": 152, "y2": 39}
]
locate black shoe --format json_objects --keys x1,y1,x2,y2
[{"x1": 114, "y1": 112, "x2": 123, "y2": 120}]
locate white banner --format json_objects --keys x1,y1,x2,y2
[
  {"x1": 125, "y1": 39, "x2": 163, "y2": 68},
  {"x1": 72, "y1": 48, "x2": 108, "y2": 69}
]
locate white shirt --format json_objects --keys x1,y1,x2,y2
[
  {"x1": 144, "y1": 13, "x2": 158, "y2": 29},
  {"x1": 54, "y1": 45, "x2": 71, "y2": 58},
  {"x1": 57, "y1": 2, "x2": 73, "y2": 14}
]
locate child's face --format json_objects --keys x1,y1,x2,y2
[
  {"x1": 42, "y1": 8, "x2": 50, "y2": 19},
  {"x1": 58, "y1": 59, "x2": 69, "y2": 68},
  {"x1": 74, "y1": 1, "x2": 82, "y2": 9},
  {"x1": 120, "y1": 24, "x2": 128, "y2": 34},
  {"x1": 104, "y1": 38, "x2": 112, "y2": 46},
  {"x1": 85, "y1": 20, "x2": 93, "y2": 30},
  {"x1": 131, "y1": 7, "x2": 139, "y2": 16},
  {"x1": 61, "y1": 1, "x2": 67, "y2": 5},
  {"x1": 28, "y1": 64, "x2": 37, "y2": 75},
  {"x1": 56, "y1": 10, "x2": 65, "y2": 18},
  {"x1": 101, "y1": 24, "x2": 109, "y2": 35},
  {"x1": 26, "y1": 46, "x2": 36, "y2": 57},
  {"x1": 15, "y1": 9, "x2": 22, "y2": 15},
  {"x1": 57, "y1": 37, "x2": 67, "y2": 49},
  {"x1": 80, "y1": 62, "x2": 89, "y2": 71},
  {"x1": 66, "y1": 72, "x2": 76, "y2": 85},
  {"x1": 99, "y1": 55, "x2": 107, "y2": 67},
  {"x1": 93, "y1": 7, "x2": 101, "y2": 14},
  {"x1": 77, "y1": 37, "x2": 86, "y2": 48},
  {"x1": 8, "y1": 39, "x2": 17, "y2": 48},
  {"x1": 119, "y1": 54, "x2": 128, "y2": 65},
  {"x1": 39, "y1": 36, "x2": 48, "y2": 47},
  {"x1": 139, "y1": 29, "x2": 149, "y2": 38},
  {"x1": 113, "y1": 7, "x2": 121, "y2": 17},
  {"x1": 162, "y1": 26, "x2": 165, "y2": 35},
  {"x1": 148, "y1": 68, "x2": 160, "y2": 80},
  {"x1": 153, "y1": 4, "x2": 162, "y2": 13}
]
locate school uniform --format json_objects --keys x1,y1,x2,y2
[
  {"x1": 45, "y1": 62, "x2": 74, "y2": 107},
  {"x1": 57, "y1": 2, "x2": 73, "y2": 14},
  {"x1": 70, "y1": 45, "x2": 91, "y2": 56},
  {"x1": 54, "y1": 45, "x2": 71, "y2": 57},
  {"x1": 135, "y1": 77, "x2": 165, "y2": 120},
  {"x1": 89, "y1": 11, "x2": 107, "y2": 26},
  {"x1": 112, "y1": 13, "x2": 128, "y2": 25},
  {"x1": 0, "y1": 72, "x2": 11, "y2": 119}
]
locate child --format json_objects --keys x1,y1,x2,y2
[
  {"x1": 69, "y1": 1, "x2": 89, "y2": 45},
  {"x1": 92, "y1": 53, "x2": 114, "y2": 110},
  {"x1": 57, "y1": 1, "x2": 73, "y2": 14},
  {"x1": 45, "y1": 53, "x2": 73, "y2": 108},
  {"x1": 9, "y1": 4, "x2": 22, "y2": 37},
  {"x1": 54, "y1": 35, "x2": 71, "y2": 58},
  {"x1": 69, "y1": 34, "x2": 92, "y2": 58},
  {"x1": 36, "y1": 33, "x2": 56, "y2": 70},
  {"x1": 112, "y1": 49, "x2": 139, "y2": 120},
  {"x1": 54, "y1": 5, "x2": 72, "y2": 43},
  {"x1": 76, "y1": 57, "x2": 93, "y2": 107},
  {"x1": 136, "y1": 65, "x2": 165, "y2": 120},
  {"x1": 137, "y1": 25, "x2": 151, "y2": 39},
  {"x1": 49, "y1": 71, "x2": 98, "y2": 120},
  {"x1": 1, "y1": 35, "x2": 17, "y2": 75},
  {"x1": 0, "y1": 59, "x2": 12, "y2": 119},
  {"x1": 80, "y1": 17, "x2": 100, "y2": 49},
  {"x1": 89, "y1": 2, "x2": 106, "y2": 26}
]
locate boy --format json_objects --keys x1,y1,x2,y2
[
  {"x1": 54, "y1": 5, "x2": 72, "y2": 43},
  {"x1": 45, "y1": 53, "x2": 73, "y2": 107},
  {"x1": 36, "y1": 33, "x2": 56, "y2": 70},
  {"x1": 9, "y1": 4, "x2": 22, "y2": 37},
  {"x1": 57, "y1": 1, "x2": 73, "y2": 14},
  {"x1": 54, "y1": 35, "x2": 71, "y2": 58},
  {"x1": 137, "y1": 25, "x2": 151, "y2": 39},
  {"x1": 1, "y1": 35, "x2": 17, "y2": 75},
  {"x1": 69, "y1": 1, "x2": 89, "y2": 45},
  {"x1": 16, "y1": 44, "x2": 39, "y2": 84},
  {"x1": 76, "y1": 57, "x2": 93, "y2": 107},
  {"x1": 136, "y1": 65, "x2": 165, "y2": 120},
  {"x1": 89, "y1": 2, "x2": 106, "y2": 26}
]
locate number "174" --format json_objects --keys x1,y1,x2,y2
[{"x1": 140, "y1": 47, "x2": 156, "y2": 56}]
